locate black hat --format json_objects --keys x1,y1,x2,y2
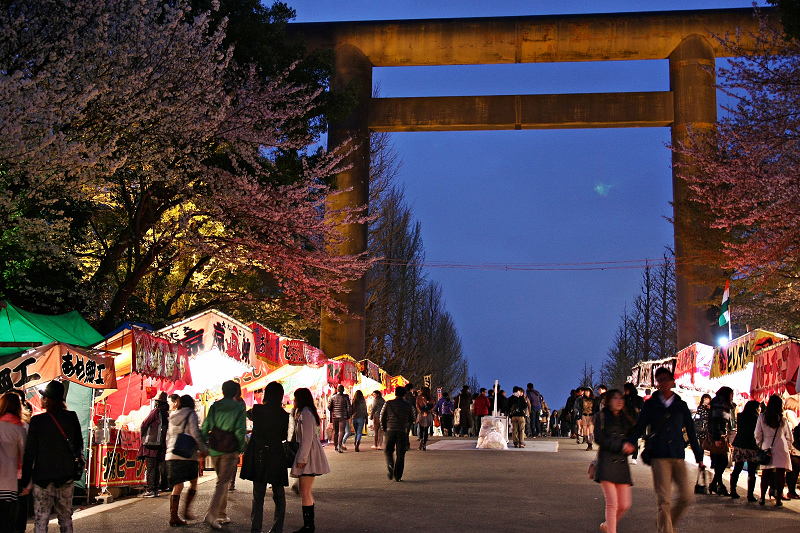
[{"x1": 40, "y1": 381, "x2": 65, "y2": 401}]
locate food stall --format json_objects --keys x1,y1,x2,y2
[
  {"x1": 91, "y1": 327, "x2": 191, "y2": 491},
  {"x1": 750, "y1": 339, "x2": 800, "y2": 402}
]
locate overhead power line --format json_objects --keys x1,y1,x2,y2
[{"x1": 375, "y1": 257, "x2": 677, "y2": 272}]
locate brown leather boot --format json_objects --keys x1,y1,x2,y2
[
  {"x1": 183, "y1": 488, "x2": 197, "y2": 520},
  {"x1": 170, "y1": 494, "x2": 186, "y2": 527}
]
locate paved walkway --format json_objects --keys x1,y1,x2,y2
[{"x1": 43, "y1": 436, "x2": 800, "y2": 533}]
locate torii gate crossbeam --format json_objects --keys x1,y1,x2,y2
[{"x1": 287, "y1": 8, "x2": 773, "y2": 361}]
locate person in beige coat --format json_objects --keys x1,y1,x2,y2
[
  {"x1": 755, "y1": 395, "x2": 793, "y2": 507},
  {"x1": 165, "y1": 395, "x2": 208, "y2": 526},
  {"x1": 290, "y1": 388, "x2": 329, "y2": 533}
]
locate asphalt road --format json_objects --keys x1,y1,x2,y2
[{"x1": 39, "y1": 436, "x2": 800, "y2": 533}]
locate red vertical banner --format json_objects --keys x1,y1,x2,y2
[
  {"x1": 327, "y1": 361, "x2": 342, "y2": 386},
  {"x1": 250, "y1": 323, "x2": 280, "y2": 368}
]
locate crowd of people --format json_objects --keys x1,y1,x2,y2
[
  {"x1": 2, "y1": 372, "x2": 799, "y2": 533},
  {"x1": 576, "y1": 367, "x2": 800, "y2": 533}
]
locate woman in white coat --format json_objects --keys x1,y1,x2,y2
[
  {"x1": 755, "y1": 395, "x2": 793, "y2": 507},
  {"x1": 290, "y1": 388, "x2": 329, "y2": 533},
  {"x1": 0, "y1": 393, "x2": 26, "y2": 533}
]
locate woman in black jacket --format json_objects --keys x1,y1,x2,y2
[
  {"x1": 240, "y1": 381, "x2": 289, "y2": 533},
  {"x1": 708, "y1": 387, "x2": 734, "y2": 496},
  {"x1": 593, "y1": 389, "x2": 634, "y2": 533},
  {"x1": 729, "y1": 400, "x2": 760, "y2": 501}
]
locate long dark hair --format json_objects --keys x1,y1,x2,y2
[
  {"x1": 741, "y1": 400, "x2": 760, "y2": 420},
  {"x1": 713, "y1": 386, "x2": 734, "y2": 407},
  {"x1": 294, "y1": 388, "x2": 320, "y2": 425},
  {"x1": 353, "y1": 390, "x2": 366, "y2": 408},
  {"x1": 764, "y1": 394, "x2": 783, "y2": 429}
]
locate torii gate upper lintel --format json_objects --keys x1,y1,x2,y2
[{"x1": 293, "y1": 8, "x2": 775, "y2": 361}]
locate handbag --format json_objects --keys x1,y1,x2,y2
[
  {"x1": 694, "y1": 468, "x2": 709, "y2": 494},
  {"x1": 588, "y1": 459, "x2": 597, "y2": 480},
  {"x1": 454, "y1": 408, "x2": 461, "y2": 426},
  {"x1": 702, "y1": 433, "x2": 730, "y2": 455},
  {"x1": 49, "y1": 413, "x2": 86, "y2": 480},
  {"x1": 172, "y1": 415, "x2": 198, "y2": 458},
  {"x1": 283, "y1": 440, "x2": 299, "y2": 464},
  {"x1": 753, "y1": 425, "x2": 779, "y2": 466}
]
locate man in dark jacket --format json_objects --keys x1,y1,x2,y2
[
  {"x1": 525, "y1": 383, "x2": 544, "y2": 437},
  {"x1": 623, "y1": 367, "x2": 704, "y2": 533},
  {"x1": 507, "y1": 387, "x2": 529, "y2": 448},
  {"x1": 22, "y1": 380, "x2": 83, "y2": 533},
  {"x1": 328, "y1": 385, "x2": 351, "y2": 453},
  {"x1": 381, "y1": 386, "x2": 415, "y2": 482}
]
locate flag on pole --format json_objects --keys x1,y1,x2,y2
[{"x1": 719, "y1": 280, "x2": 730, "y2": 327}]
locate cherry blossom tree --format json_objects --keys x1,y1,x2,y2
[
  {"x1": 677, "y1": 12, "x2": 800, "y2": 333},
  {"x1": 0, "y1": 0, "x2": 370, "y2": 332}
]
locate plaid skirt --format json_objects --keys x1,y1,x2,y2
[{"x1": 731, "y1": 446, "x2": 758, "y2": 464}]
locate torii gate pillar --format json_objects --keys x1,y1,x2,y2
[
  {"x1": 320, "y1": 45, "x2": 372, "y2": 360},
  {"x1": 670, "y1": 35, "x2": 719, "y2": 349}
]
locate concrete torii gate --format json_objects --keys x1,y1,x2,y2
[{"x1": 290, "y1": 8, "x2": 768, "y2": 361}]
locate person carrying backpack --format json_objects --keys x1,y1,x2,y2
[
  {"x1": 434, "y1": 392, "x2": 454, "y2": 437},
  {"x1": 138, "y1": 392, "x2": 170, "y2": 498}
]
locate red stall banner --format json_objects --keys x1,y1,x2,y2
[
  {"x1": 340, "y1": 359, "x2": 359, "y2": 386},
  {"x1": 131, "y1": 329, "x2": 192, "y2": 384},
  {"x1": 303, "y1": 344, "x2": 327, "y2": 368},
  {"x1": 675, "y1": 344, "x2": 699, "y2": 382},
  {"x1": 381, "y1": 370, "x2": 392, "y2": 393},
  {"x1": 359, "y1": 359, "x2": 381, "y2": 383},
  {"x1": 250, "y1": 323, "x2": 281, "y2": 368},
  {"x1": 750, "y1": 340, "x2": 800, "y2": 402},
  {"x1": 280, "y1": 338, "x2": 306, "y2": 366},
  {"x1": 327, "y1": 361, "x2": 342, "y2": 386}
]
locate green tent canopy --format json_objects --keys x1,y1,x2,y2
[{"x1": 0, "y1": 301, "x2": 104, "y2": 362}]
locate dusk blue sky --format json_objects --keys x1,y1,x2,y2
[{"x1": 288, "y1": 0, "x2": 767, "y2": 409}]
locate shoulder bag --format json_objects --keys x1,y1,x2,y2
[
  {"x1": 49, "y1": 413, "x2": 86, "y2": 479},
  {"x1": 206, "y1": 405, "x2": 240, "y2": 453},
  {"x1": 753, "y1": 423, "x2": 779, "y2": 466},
  {"x1": 173, "y1": 414, "x2": 199, "y2": 458}
]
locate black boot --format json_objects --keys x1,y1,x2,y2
[
  {"x1": 292, "y1": 505, "x2": 314, "y2": 533},
  {"x1": 746, "y1": 476, "x2": 757, "y2": 502}
]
